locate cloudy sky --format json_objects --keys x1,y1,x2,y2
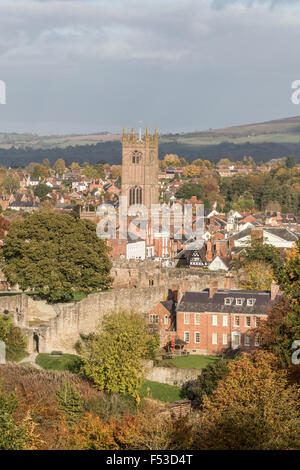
[{"x1": 0, "y1": 0, "x2": 300, "y2": 135}]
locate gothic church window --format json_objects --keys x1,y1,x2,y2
[
  {"x1": 132, "y1": 150, "x2": 142, "y2": 164},
  {"x1": 129, "y1": 186, "x2": 143, "y2": 205}
]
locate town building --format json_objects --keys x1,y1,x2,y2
[{"x1": 175, "y1": 281, "x2": 281, "y2": 355}]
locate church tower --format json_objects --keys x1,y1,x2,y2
[{"x1": 121, "y1": 127, "x2": 159, "y2": 212}]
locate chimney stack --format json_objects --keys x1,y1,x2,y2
[
  {"x1": 206, "y1": 240, "x2": 213, "y2": 261},
  {"x1": 224, "y1": 273, "x2": 234, "y2": 291},
  {"x1": 209, "y1": 280, "x2": 218, "y2": 298},
  {"x1": 270, "y1": 280, "x2": 280, "y2": 300}
]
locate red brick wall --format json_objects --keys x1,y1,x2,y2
[
  {"x1": 149, "y1": 302, "x2": 174, "y2": 347},
  {"x1": 176, "y1": 311, "x2": 266, "y2": 354}
]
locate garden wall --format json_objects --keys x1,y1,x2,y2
[{"x1": 145, "y1": 360, "x2": 200, "y2": 387}]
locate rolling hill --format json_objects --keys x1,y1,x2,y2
[{"x1": 1, "y1": 115, "x2": 300, "y2": 167}]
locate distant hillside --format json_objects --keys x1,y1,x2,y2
[{"x1": 1, "y1": 115, "x2": 300, "y2": 166}]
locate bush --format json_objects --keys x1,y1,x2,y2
[
  {"x1": 84, "y1": 393, "x2": 138, "y2": 422},
  {"x1": 180, "y1": 359, "x2": 229, "y2": 409},
  {"x1": 0, "y1": 316, "x2": 27, "y2": 362}
]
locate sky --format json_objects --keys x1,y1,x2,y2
[{"x1": 1, "y1": 0, "x2": 300, "y2": 135}]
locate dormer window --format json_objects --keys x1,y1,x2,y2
[
  {"x1": 235, "y1": 298, "x2": 244, "y2": 306},
  {"x1": 224, "y1": 298, "x2": 233, "y2": 305},
  {"x1": 247, "y1": 298, "x2": 256, "y2": 306}
]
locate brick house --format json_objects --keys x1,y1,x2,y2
[
  {"x1": 149, "y1": 300, "x2": 176, "y2": 348},
  {"x1": 176, "y1": 281, "x2": 281, "y2": 355}
]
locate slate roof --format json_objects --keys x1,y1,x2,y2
[
  {"x1": 264, "y1": 228, "x2": 300, "y2": 242},
  {"x1": 177, "y1": 289, "x2": 280, "y2": 315},
  {"x1": 233, "y1": 227, "x2": 299, "y2": 242}
]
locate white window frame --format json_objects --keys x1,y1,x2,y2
[
  {"x1": 150, "y1": 314, "x2": 159, "y2": 324},
  {"x1": 184, "y1": 331, "x2": 190, "y2": 344},
  {"x1": 212, "y1": 315, "x2": 218, "y2": 326},
  {"x1": 247, "y1": 298, "x2": 255, "y2": 306},
  {"x1": 164, "y1": 315, "x2": 168, "y2": 325},
  {"x1": 222, "y1": 333, "x2": 228, "y2": 345},
  {"x1": 245, "y1": 316, "x2": 251, "y2": 328},
  {"x1": 184, "y1": 313, "x2": 190, "y2": 325},
  {"x1": 255, "y1": 335, "x2": 260, "y2": 347},
  {"x1": 223, "y1": 315, "x2": 228, "y2": 327},
  {"x1": 234, "y1": 316, "x2": 240, "y2": 327},
  {"x1": 244, "y1": 335, "x2": 250, "y2": 347},
  {"x1": 224, "y1": 297, "x2": 233, "y2": 305},
  {"x1": 194, "y1": 313, "x2": 201, "y2": 325},
  {"x1": 236, "y1": 298, "x2": 244, "y2": 306},
  {"x1": 212, "y1": 333, "x2": 218, "y2": 345},
  {"x1": 194, "y1": 332, "x2": 200, "y2": 344}
]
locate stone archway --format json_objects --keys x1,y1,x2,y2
[{"x1": 33, "y1": 332, "x2": 40, "y2": 353}]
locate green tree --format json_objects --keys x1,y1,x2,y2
[
  {"x1": 2, "y1": 212, "x2": 112, "y2": 302},
  {"x1": 0, "y1": 316, "x2": 27, "y2": 361},
  {"x1": 237, "y1": 237, "x2": 283, "y2": 272},
  {"x1": 0, "y1": 391, "x2": 29, "y2": 450},
  {"x1": 80, "y1": 311, "x2": 153, "y2": 400},
  {"x1": 285, "y1": 155, "x2": 295, "y2": 169},
  {"x1": 56, "y1": 382, "x2": 84, "y2": 425},
  {"x1": 175, "y1": 183, "x2": 204, "y2": 201},
  {"x1": 33, "y1": 183, "x2": 51, "y2": 201},
  {"x1": 180, "y1": 359, "x2": 229, "y2": 409}
]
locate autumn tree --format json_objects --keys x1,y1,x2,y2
[
  {"x1": 53, "y1": 158, "x2": 66, "y2": 176},
  {"x1": 194, "y1": 351, "x2": 300, "y2": 450},
  {"x1": 111, "y1": 165, "x2": 122, "y2": 179},
  {"x1": 255, "y1": 298, "x2": 300, "y2": 367},
  {"x1": 80, "y1": 311, "x2": 157, "y2": 400},
  {"x1": 42, "y1": 158, "x2": 50, "y2": 170},
  {"x1": 240, "y1": 260, "x2": 274, "y2": 290},
  {"x1": 70, "y1": 162, "x2": 81, "y2": 171},
  {"x1": 1, "y1": 174, "x2": 20, "y2": 195},
  {"x1": 2, "y1": 212, "x2": 112, "y2": 302}
]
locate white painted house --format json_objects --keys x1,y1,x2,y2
[
  {"x1": 126, "y1": 238, "x2": 146, "y2": 260},
  {"x1": 233, "y1": 227, "x2": 299, "y2": 249}
]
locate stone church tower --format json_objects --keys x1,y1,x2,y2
[{"x1": 121, "y1": 127, "x2": 159, "y2": 212}]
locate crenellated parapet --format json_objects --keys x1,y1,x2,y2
[{"x1": 122, "y1": 127, "x2": 158, "y2": 146}]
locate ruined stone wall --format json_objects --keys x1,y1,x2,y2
[
  {"x1": 0, "y1": 294, "x2": 28, "y2": 327},
  {"x1": 145, "y1": 360, "x2": 200, "y2": 387},
  {"x1": 0, "y1": 263, "x2": 239, "y2": 354}
]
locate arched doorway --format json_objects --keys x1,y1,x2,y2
[{"x1": 33, "y1": 333, "x2": 39, "y2": 353}]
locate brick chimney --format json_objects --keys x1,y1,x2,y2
[
  {"x1": 270, "y1": 280, "x2": 280, "y2": 300},
  {"x1": 209, "y1": 280, "x2": 218, "y2": 298},
  {"x1": 224, "y1": 273, "x2": 234, "y2": 291},
  {"x1": 215, "y1": 241, "x2": 221, "y2": 256},
  {"x1": 206, "y1": 241, "x2": 213, "y2": 261}
]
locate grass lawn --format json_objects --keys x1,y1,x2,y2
[
  {"x1": 157, "y1": 354, "x2": 220, "y2": 371},
  {"x1": 140, "y1": 380, "x2": 181, "y2": 403},
  {"x1": 35, "y1": 353, "x2": 83, "y2": 372}
]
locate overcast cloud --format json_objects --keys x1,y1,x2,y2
[{"x1": 0, "y1": 0, "x2": 300, "y2": 134}]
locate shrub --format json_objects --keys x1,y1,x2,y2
[
  {"x1": 0, "y1": 315, "x2": 27, "y2": 362},
  {"x1": 180, "y1": 359, "x2": 229, "y2": 408}
]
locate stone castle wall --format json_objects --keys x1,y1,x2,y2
[{"x1": 0, "y1": 263, "x2": 239, "y2": 354}]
